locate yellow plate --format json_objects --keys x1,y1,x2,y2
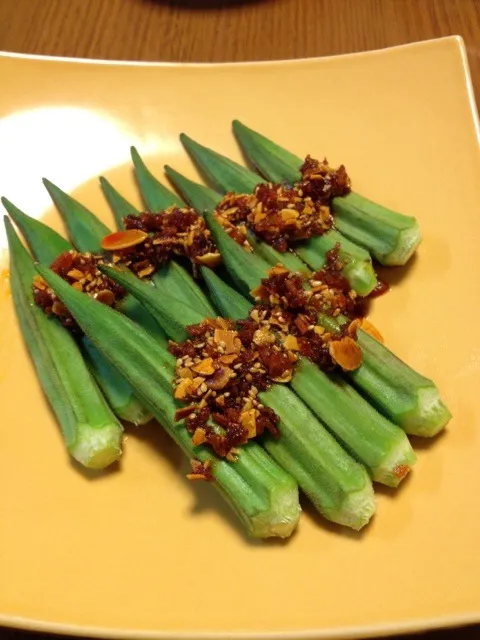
[{"x1": 0, "y1": 36, "x2": 479, "y2": 639}]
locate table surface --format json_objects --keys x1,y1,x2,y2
[{"x1": 0, "y1": 0, "x2": 479, "y2": 639}]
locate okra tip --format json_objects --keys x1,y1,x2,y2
[
  {"x1": 179, "y1": 133, "x2": 205, "y2": 156},
  {"x1": 42, "y1": 177, "x2": 66, "y2": 202},
  {"x1": 231, "y1": 119, "x2": 246, "y2": 133},
  {"x1": 42, "y1": 176, "x2": 56, "y2": 191},
  {"x1": 1, "y1": 196, "x2": 13, "y2": 209},
  {"x1": 1, "y1": 198, "x2": 22, "y2": 223},
  {"x1": 179, "y1": 132, "x2": 191, "y2": 145},
  {"x1": 130, "y1": 146, "x2": 144, "y2": 166}
]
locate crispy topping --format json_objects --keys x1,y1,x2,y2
[
  {"x1": 349, "y1": 318, "x2": 384, "y2": 343},
  {"x1": 170, "y1": 254, "x2": 367, "y2": 457},
  {"x1": 33, "y1": 250, "x2": 125, "y2": 330},
  {"x1": 215, "y1": 183, "x2": 333, "y2": 253},
  {"x1": 215, "y1": 214, "x2": 252, "y2": 252},
  {"x1": 328, "y1": 337, "x2": 362, "y2": 371},
  {"x1": 187, "y1": 458, "x2": 213, "y2": 482},
  {"x1": 247, "y1": 253, "x2": 365, "y2": 371},
  {"x1": 283, "y1": 334, "x2": 300, "y2": 351},
  {"x1": 213, "y1": 328, "x2": 241, "y2": 354},
  {"x1": 101, "y1": 229, "x2": 149, "y2": 251},
  {"x1": 195, "y1": 252, "x2": 222, "y2": 268},
  {"x1": 170, "y1": 317, "x2": 286, "y2": 458},
  {"x1": 299, "y1": 155, "x2": 351, "y2": 202},
  {"x1": 113, "y1": 207, "x2": 220, "y2": 276},
  {"x1": 213, "y1": 155, "x2": 351, "y2": 252}
]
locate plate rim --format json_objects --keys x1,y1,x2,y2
[
  {"x1": 1, "y1": 35, "x2": 479, "y2": 640},
  {"x1": 1, "y1": 611, "x2": 479, "y2": 640},
  {"x1": 0, "y1": 34, "x2": 471, "y2": 70}
]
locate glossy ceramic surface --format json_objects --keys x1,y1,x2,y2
[{"x1": 0, "y1": 37, "x2": 479, "y2": 639}]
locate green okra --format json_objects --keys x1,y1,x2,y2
[
  {"x1": 3, "y1": 198, "x2": 152, "y2": 425},
  {"x1": 99, "y1": 263, "x2": 198, "y2": 343},
  {"x1": 100, "y1": 174, "x2": 215, "y2": 317},
  {"x1": 199, "y1": 265, "x2": 415, "y2": 487},
  {"x1": 43, "y1": 176, "x2": 214, "y2": 321},
  {"x1": 5, "y1": 217, "x2": 123, "y2": 469},
  {"x1": 232, "y1": 120, "x2": 422, "y2": 266},
  {"x1": 131, "y1": 146, "x2": 183, "y2": 211},
  {"x1": 203, "y1": 211, "x2": 450, "y2": 438},
  {"x1": 318, "y1": 313, "x2": 452, "y2": 437},
  {"x1": 36, "y1": 264, "x2": 301, "y2": 538},
  {"x1": 104, "y1": 254, "x2": 412, "y2": 490},
  {"x1": 100, "y1": 176, "x2": 139, "y2": 229},
  {"x1": 165, "y1": 164, "x2": 310, "y2": 275},
  {"x1": 43, "y1": 178, "x2": 110, "y2": 254},
  {"x1": 102, "y1": 261, "x2": 376, "y2": 527},
  {"x1": 178, "y1": 133, "x2": 377, "y2": 295}
]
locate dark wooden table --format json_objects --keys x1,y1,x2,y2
[{"x1": 0, "y1": 1, "x2": 479, "y2": 639}]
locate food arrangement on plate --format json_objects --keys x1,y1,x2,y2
[{"x1": 4, "y1": 121, "x2": 451, "y2": 539}]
